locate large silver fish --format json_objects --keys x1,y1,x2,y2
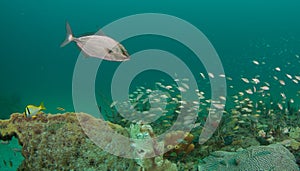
[{"x1": 61, "y1": 21, "x2": 130, "y2": 61}]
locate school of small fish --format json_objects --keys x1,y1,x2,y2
[
  {"x1": 101, "y1": 55, "x2": 300, "y2": 133},
  {"x1": 59, "y1": 21, "x2": 299, "y2": 143}
]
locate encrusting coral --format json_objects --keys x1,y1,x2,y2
[{"x1": 0, "y1": 113, "x2": 177, "y2": 170}]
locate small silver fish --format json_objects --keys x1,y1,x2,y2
[{"x1": 61, "y1": 21, "x2": 130, "y2": 62}]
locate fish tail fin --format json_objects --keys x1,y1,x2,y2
[
  {"x1": 60, "y1": 21, "x2": 74, "y2": 47},
  {"x1": 39, "y1": 102, "x2": 46, "y2": 110}
]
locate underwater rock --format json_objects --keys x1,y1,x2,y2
[
  {"x1": 128, "y1": 123, "x2": 177, "y2": 171},
  {"x1": 0, "y1": 113, "x2": 132, "y2": 170},
  {"x1": 0, "y1": 113, "x2": 178, "y2": 171},
  {"x1": 289, "y1": 127, "x2": 300, "y2": 141},
  {"x1": 0, "y1": 113, "x2": 135, "y2": 170},
  {"x1": 128, "y1": 123, "x2": 157, "y2": 168},
  {"x1": 280, "y1": 139, "x2": 300, "y2": 150},
  {"x1": 198, "y1": 144, "x2": 298, "y2": 171}
]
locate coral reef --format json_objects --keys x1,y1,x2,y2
[
  {"x1": 281, "y1": 139, "x2": 300, "y2": 150},
  {"x1": 198, "y1": 144, "x2": 298, "y2": 171},
  {"x1": 1, "y1": 111, "x2": 299, "y2": 170},
  {"x1": 163, "y1": 131, "x2": 195, "y2": 160},
  {"x1": 128, "y1": 123, "x2": 177, "y2": 171},
  {"x1": 0, "y1": 113, "x2": 177, "y2": 170},
  {"x1": 289, "y1": 127, "x2": 300, "y2": 141},
  {"x1": 277, "y1": 127, "x2": 300, "y2": 151}
]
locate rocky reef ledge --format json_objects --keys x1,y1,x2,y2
[
  {"x1": 1, "y1": 113, "x2": 299, "y2": 171},
  {"x1": 0, "y1": 113, "x2": 176, "y2": 171}
]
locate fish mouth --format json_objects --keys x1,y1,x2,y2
[
  {"x1": 104, "y1": 55, "x2": 130, "y2": 62},
  {"x1": 124, "y1": 56, "x2": 130, "y2": 61},
  {"x1": 119, "y1": 54, "x2": 130, "y2": 61},
  {"x1": 116, "y1": 58, "x2": 130, "y2": 62}
]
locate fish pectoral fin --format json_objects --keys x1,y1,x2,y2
[{"x1": 37, "y1": 111, "x2": 44, "y2": 115}]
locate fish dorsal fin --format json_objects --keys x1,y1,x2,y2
[
  {"x1": 80, "y1": 30, "x2": 105, "y2": 37},
  {"x1": 95, "y1": 30, "x2": 106, "y2": 36}
]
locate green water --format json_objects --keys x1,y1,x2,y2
[
  {"x1": 0, "y1": 1, "x2": 299, "y2": 170},
  {"x1": 0, "y1": 1, "x2": 299, "y2": 118},
  {"x1": 0, "y1": 138, "x2": 23, "y2": 171}
]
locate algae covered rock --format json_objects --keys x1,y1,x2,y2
[
  {"x1": 128, "y1": 123, "x2": 178, "y2": 171},
  {"x1": 0, "y1": 113, "x2": 137, "y2": 170},
  {"x1": 198, "y1": 144, "x2": 298, "y2": 171},
  {"x1": 0, "y1": 113, "x2": 179, "y2": 171},
  {"x1": 280, "y1": 139, "x2": 300, "y2": 150},
  {"x1": 289, "y1": 127, "x2": 300, "y2": 141}
]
